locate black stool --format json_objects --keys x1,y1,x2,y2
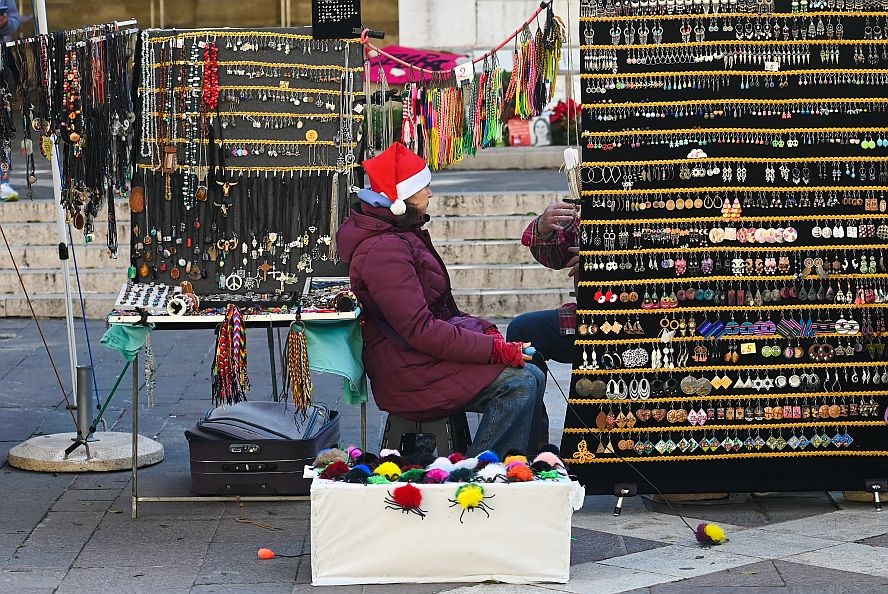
[{"x1": 380, "y1": 412, "x2": 472, "y2": 462}]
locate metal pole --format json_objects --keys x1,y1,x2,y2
[
  {"x1": 131, "y1": 353, "x2": 139, "y2": 519},
  {"x1": 280, "y1": 0, "x2": 286, "y2": 27},
  {"x1": 160, "y1": 0, "x2": 165, "y2": 29},
  {"x1": 267, "y1": 324, "x2": 279, "y2": 401},
  {"x1": 34, "y1": 0, "x2": 79, "y2": 411},
  {"x1": 76, "y1": 365, "x2": 93, "y2": 441},
  {"x1": 150, "y1": 0, "x2": 156, "y2": 29}
]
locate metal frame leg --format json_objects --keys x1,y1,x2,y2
[
  {"x1": 360, "y1": 402, "x2": 367, "y2": 450},
  {"x1": 131, "y1": 353, "x2": 139, "y2": 519},
  {"x1": 267, "y1": 324, "x2": 279, "y2": 401}
]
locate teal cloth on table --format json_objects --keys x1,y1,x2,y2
[
  {"x1": 100, "y1": 324, "x2": 153, "y2": 362},
  {"x1": 304, "y1": 317, "x2": 367, "y2": 405}
]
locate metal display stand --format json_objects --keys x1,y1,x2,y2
[{"x1": 119, "y1": 310, "x2": 365, "y2": 518}]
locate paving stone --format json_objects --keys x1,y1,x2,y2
[
  {"x1": 789, "y1": 542, "x2": 888, "y2": 578},
  {"x1": 292, "y1": 584, "x2": 362, "y2": 594},
  {"x1": 16, "y1": 511, "x2": 103, "y2": 552},
  {"x1": 0, "y1": 407, "x2": 56, "y2": 441},
  {"x1": 624, "y1": 560, "x2": 787, "y2": 591},
  {"x1": 772, "y1": 559, "x2": 888, "y2": 591},
  {"x1": 0, "y1": 568, "x2": 67, "y2": 591},
  {"x1": 220, "y1": 502, "x2": 311, "y2": 522},
  {"x1": 69, "y1": 471, "x2": 131, "y2": 490},
  {"x1": 0, "y1": 468, "x2": 71, "y2": 533},
  {"x1": 716, "y1": 528, "x2": 839, "y2": 560},
  {"x1": 857, "y1": 533, "x2": 888, "y2": 547},
  {"x1": 362, "y1": 584, "x2": 470, "y2": 594},
  {"x1": 758, "y1": 509, "x2": 888, "y2": 542},
  {"x1": 74, "y1": 516, "x2": 217, "y2": 568},
  {"x1": 56, "y1": 567, "x2": 197, "y2": 594},
  {"x1": 599, "y1": 544, "x2": 761, "y2": 579},
  {"x1": 194, "y1": 542, "x2": 300, "y2": 585},
  {"x1": 191, "y1": 584, "x2": 293, "y2": 594},
  {"x1": 211, "y1": 515, "x2": 308, "y2": 549},
  {"x1": 569, "y1": 527, "x2": 667, "y2": 566},
  {"x1": 0, "y1": 533, "x2": 24, "y2": 565},
  {"x1": 571, "y1": 506, "x2": 744, "y2": 546}
]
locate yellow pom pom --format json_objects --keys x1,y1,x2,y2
[
  {"x1": 455, "y1": 484, "x2": 485, "y2": 509},
  {"x1": 703, "y1": 523, "x2": 727, "y2": 544},
  {"x1": 374, "y1": 461, "x2": 402, "y2": 479},
  {"x1": 503, "y1": 455, "x2": 528, "y2": 465}
]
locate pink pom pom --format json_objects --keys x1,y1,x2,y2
[
  {"x1": 347, "y1": 446, "x2": 363, "y2": 460},
  {"x1": 533, "y1": 452, "x2": 564, "y2": 468},
  {"x1": 423, "y1": 468, "x2": 450, "y2": 484}
]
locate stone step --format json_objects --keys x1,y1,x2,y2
[
  {"x1": 0, "y1": 268, "x2": 125, "y2": 295},
  {"x1": 0, "y1": 293, "x2": 117, "y2": 318},
  {"x1": 448, "y1": 264, "x2": 573, "y2": 290},
  {"x1": 0, "y1": 193, "x2": 557, "y2": 222},
  {"x1": 0, "y1": 244, "x2": 129, "y2": 269},
  {"x1": 0, "y1": 222, "x2": 128, "y2": 246},
  {"x1": 429, "y1": 192, "x2": 558, "y2": 217},
  {"x1": 0, "y1": 200, "x2": 130, "y2": 223},
  {"x1": 425, "y1": 215, "x2": 532, "y2": 241},
  {"x1": 433, "y1": 239, "x2": 536, "y2": 265},
  {"x1": 452, "y1": 288, "x2": 575, "y2": 318}
]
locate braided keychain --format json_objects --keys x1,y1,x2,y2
[
  {"x1": 286, "y1": 321, "x2": 313, "y2": 414},
  {"x1": 212, "y1": 304, "x2": 251, "y2": 406}
]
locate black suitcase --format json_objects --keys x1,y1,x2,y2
[{"x1": 185, "y1": 401, "x2": 339, "y2": 496}]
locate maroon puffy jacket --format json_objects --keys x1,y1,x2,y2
[{"x1": 336, "y1": 203, "x2": 505, "y2": 420}]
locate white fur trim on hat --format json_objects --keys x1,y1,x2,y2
[{"x1": 395, "y1": 165, "x2": 432, "y2": 202}]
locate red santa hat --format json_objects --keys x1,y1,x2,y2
[{"x1": 362, "y1": 143, "x2": 431, "y2": 216}]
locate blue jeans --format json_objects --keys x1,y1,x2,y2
[
  {"x1": 506, "y1": 309, "x2": 575, "y2": 366},
  {"x1": 507, "y1": 309, "x2": 575, "y2": 447},
  {"x1": 465, "y1": 364, "x2": 546, "y2": 458}
]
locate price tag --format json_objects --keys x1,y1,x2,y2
[
  {"x1": 764, "y1": 61, "x2": 780, "y2": 72},
  {"x1": 454, "y1": 61, "x2": 475, "y2": 87}
]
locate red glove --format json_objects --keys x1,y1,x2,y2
[
  {"x1": 489, "y1": 340, "x2": 525, "y2": 368},
  {"x1": 484, "y1": 326, "x2": 505, "y2": 342}
]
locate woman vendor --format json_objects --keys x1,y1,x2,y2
[{"x1": 336, "y1": 142, "x2": 546, "y2": 456}]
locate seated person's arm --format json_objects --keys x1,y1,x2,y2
[
  {"x1": 521, "y1": 201, "x2": 578, "y2": 270},
  {"x1": 363, "y1": 238, "x2": 495, "y2": 364}
]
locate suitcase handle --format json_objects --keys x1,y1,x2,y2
[{"x1": 229, "y1": 443, "x2": 261, "y2": 454}]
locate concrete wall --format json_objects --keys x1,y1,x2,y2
[
  {"x1": 399, "y1": 0, "x2": 578, "y2": 51},
  {"x1": 23, "y1": 1, "x2": 398, "y2": 44}
]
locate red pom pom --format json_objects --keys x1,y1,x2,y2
[
  {"x1": 392, "y1": 483, "x2": 423, "y2": 509},
  {"x1": 507, "y1": 464, "x2": 534, "y2": 482},
  {"x1": 257, "y1": 548, "x2": 275, "y2": 559},
  {"x1": 448, "y1": 452, "x2": 466, "y2": 463},
  {"x1": 319, "y1": 460, "x2": 350, "y2": 480}
]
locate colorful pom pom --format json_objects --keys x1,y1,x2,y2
[
  {"x1": 347, "y1": 446, "x2": 363, "y2": 460},
  {"x1": 448, "y1": 452, "x2": 466, "y2": 463},
  {"x1": 423, "y1": 468, "x2": 450, "y2": 484},
  {"x1": 257, "y1": 548, "x2": 275, "y2": 560},
  {"x1": 539, "y1": 444, "x2": 561, "y2": 456},
  {"x1": 427, "y1": 457, "x2": 456, "y2": 473},
  {"x1": 476, "y1": 462, "x2": 508, "y2": 482},
  {"x1": 392, "y1": 484, "x2": 423, "y2": 509},
  {"x1": 507, "y1": 464, "x2": 534, "y2": 482},
  {"x1": 453, "y1": 457, "x2": 479, "y2": 471},
  {"x1": 379, "y1": 448, "x2": 401, "y2": 458},
  {"x1": 367, "y1": 475, "x2": 391, "y2": 485},
  {"x1": 353, "y1": 463, "x2": 372, "y2": 475},
  {"x1": 455, "y1": 483, "x2": 486, "y2": 509},
  {"x1": 374, "y1": 461, "x2": 402, "y2": 479},
  {"x1": 533, "y1": 452, "x2": 565, "y2": 469},
  {"x1": 504, "y1": 454, "x2": 528, "y2": 465},
  {"x1": 318, "y1": 460, "x2": 350, "y2": 480},
  {"x1": 447, "y1": 467, "x2": 475, "y2": 483},
  {"x1": 695, "y1": 522, "x2": 728, "y2": 546},
  {"x1": 398, "y1": 468, "x2": 426, "y2": 483},
  {"x1": 313, "y1": 448, "x2": 348, "y2": 468},
  {"x1": 343, "y1": 467, "x2": 372, "y2": 483},
  {"x1": 477, "y1": 450, "x2": 500, "y2": 464}
]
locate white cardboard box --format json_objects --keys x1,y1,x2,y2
[{"x1": 310, "y1": 478, "x2": 585, "y2": 585}]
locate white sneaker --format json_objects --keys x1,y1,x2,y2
[{"x1": 0, "y1": 182, "x2": 19, "y2": 202}]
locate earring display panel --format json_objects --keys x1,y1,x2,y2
[
  {"x1": 566, "y1": 0, "x2": 888, "y2": 494},
  {"x1": 132, "y1": 27, "x2": 361, "y2": 297}
]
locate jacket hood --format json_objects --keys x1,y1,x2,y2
[{"x1": 336, "y1": 203, "x2": 427, "y2": 263}]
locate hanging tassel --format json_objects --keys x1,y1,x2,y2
[
  {"x1": 212, "y1": 305, "x2": 250, "y2": 406},
  {"x1": 286, "y1": 321, "x2": 313, "y2": 414},
  {"x1": 145, "y1": 334, "x2": 157, "y2": 408}
]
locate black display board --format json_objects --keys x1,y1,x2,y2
[
  {"x1": 132, "y1": 27, "x2": 361, "y2": 299},
  {"x1": 312, "y1": 0, "x2": 362, "y2": 39},
  {"x1": 566, "y1": 0, "x2": 888, "y2": 494}
]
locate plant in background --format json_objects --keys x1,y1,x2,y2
[{"x1": 549, "y1": 98, "x2": 582, "y2": 146}]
